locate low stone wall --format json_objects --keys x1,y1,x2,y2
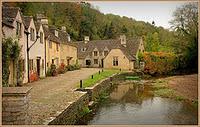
[
  {"x1": 84, "y1": 73, "x2": 123, "y2": 101},
  {"x1": 2, "y1": 87, "x2": 32, "y2": 125},
  {"x1": 48, "y1": 91, "x2": 89, "y2": 125}
]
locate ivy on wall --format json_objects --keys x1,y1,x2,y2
[{"x1": 2, "y1": 38, "x2": 21, "y2": 87}]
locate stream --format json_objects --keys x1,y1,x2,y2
[{"x1": 80, "y1": 82, "x2": 198, "y2": 125}]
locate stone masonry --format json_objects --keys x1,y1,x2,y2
[{"x1": 2, "y1": 87, "x2": 32, "y2": 125}]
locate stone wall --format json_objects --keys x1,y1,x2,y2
[
  {"x1": 48, "y1": 91, "x2": 89, "y2": 125},
  {"x1": 85, "y1": 73, "x2": 123, "y2": 101},
  {"x1": 2, "y1": 87, "x2": 32, "y2": 125}
]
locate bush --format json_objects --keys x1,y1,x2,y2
[
  {"x1": 66, "y1": 64, "x2": 81, "y2": 71},
  {"x1": 46, "y1": 64, "x2": 58, "y2": 76},
  {"x1": 57, "y1": 63, "x2": 66, "y2": 74},
  {"x1": 143, "y1": 52, "x2": 176, "y2": 75},
  {"x1": 29, "y1": 71, "x2": 39, "y2": 82}
]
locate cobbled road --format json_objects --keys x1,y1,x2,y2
[{"x1": 26, "y1": 68, "x2": 100, "y2": 124}]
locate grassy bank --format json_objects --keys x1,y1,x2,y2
[
  {"x1": 77, "y1": 69, "x2": 121, "y2": 88},
  {"x1": 151, "y1": 79, "x2": 185, "y2": 101}
]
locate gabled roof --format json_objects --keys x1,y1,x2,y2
[
  {"x1": 75, "y1": 37, "x2": 142, "y2": 61},
  {"x1": 2, "y1": 6, "x2": 21, "y2": 27},
  {"x1": 42, "y1": 25, "x2": 77, "y2": 47},
  {"x1": 34, "y1": 21, "x2": 42, "y2": 32},
  {"x1": 22, "y1": 16, "x2": 33, "y2": 29}
]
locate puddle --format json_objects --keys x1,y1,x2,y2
[{"x1": 79, "y1": 83, "x2": 198, "y2": 125}]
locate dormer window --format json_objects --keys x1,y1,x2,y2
[
  {"x1": 81, "y1": 48, "x2": 87, "y2": 52},
  {"x1": 55, "y1": 30, "x2": 58, "y2": 37},
  {"x1": 104, "y1": 51, "x2": 109, "y2": 56},
  {"x1": 94, "y1": 51, "x2": 98, "y2": 56}
]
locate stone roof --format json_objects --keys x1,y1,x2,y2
[
  {"x1": 42, "y1": 25, "x2": 77, "y2": 47},
  {"x1": 75, "y1": 38, "x2": 142, "y2": 61},
  {"x1": 22, "y1": 16, "x2": 33, "y2": 29},
  {"x1": 2, "y1": 6, "x2": 20, "y2": 27}
]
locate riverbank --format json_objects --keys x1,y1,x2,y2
[{"x1": 148, "y1": 74, "x2": 198, "y2": 108}]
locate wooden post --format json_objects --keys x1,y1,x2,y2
[
  {"x1": 99, "y1": 71, "x2": 100, "y2": 74},
  {"x1": 80, "y1": 80, "x2": 83, "y2": 88}
]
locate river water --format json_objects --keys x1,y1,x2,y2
[{"x1": 85, "y1": 82, "x2": 197, "y2": 125}]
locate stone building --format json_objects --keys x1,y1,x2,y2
[
  {"x1": 2, "y1": 6, "x2": 28, "y2": 85},
  {"x1": 36, "y1": 14, "x2": 78, "y2": 69},
  {"x1": 22, "y1": 16, "x2": 46, "y2": 79},
  {"x1": 76, "y1": 35, "x2": 144, "y2": 70}
]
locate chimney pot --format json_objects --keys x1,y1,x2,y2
[{"x1": 84, "y1": 36, "x2": 89, "y2": 43}]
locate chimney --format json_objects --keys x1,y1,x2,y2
[
  {"x1": 61, "y1": 26, "x2": 66, "y2": 32},
  {"x1": 67, "y1": 35, "x2": 71, "y2": 42},
  {"x1": 120, "y1": 35, "x2": 126, "y2": 47},
  {"x1": 36, "y1": 14, "x2": 48, "y2": 26},
  {"x1": 84, "y1": 36, "x2": 89, "y2": 43}
]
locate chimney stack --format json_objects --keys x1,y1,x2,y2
[
  {"x1": 84, "y1": 36, "x2": 89, "y2": 43},
  {"x1": 36, "y1": 14, "x2": 48, "y2": 26},
  {"x1": 61, "y1": 26, "x2": 66, "y2": 32},
  {"x1": 120, "y1": 35, "x2": 126, "y2": 47}
]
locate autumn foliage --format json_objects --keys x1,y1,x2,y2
[
  {"x1": 143, "y1": 52, "x2": 176, "y2": 75},
  {"x1": 29, "y1": 71, "x2": 39, "y2": 82}
]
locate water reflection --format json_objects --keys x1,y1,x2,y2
[{"x1": 88, "y1": 83, "x2": 197, "y2": 125}]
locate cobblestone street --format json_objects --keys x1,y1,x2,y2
[{"x1": 26, "y1": 68, "x2": 100, "y2": 124}]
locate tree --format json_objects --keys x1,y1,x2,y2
[{"x1": 170, "y1": 2, "x2": 198, "y2": 70}]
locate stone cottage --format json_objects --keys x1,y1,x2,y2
[
  {"x1": 2, "y1": 6, "x2": 28, "y2": 85},
  {"x1": 76, "y1": 35, "x2": 144, "y2": 70},
  {"x1": 22, "y1": 16, "x2": 46, "y2": 79},
  {"x1": 36, "y1": 14, "x2": 77, "y2": 70}
]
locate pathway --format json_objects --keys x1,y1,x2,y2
[{"x1": 26, "y1": 68, "x2": 100, "y2": 124}]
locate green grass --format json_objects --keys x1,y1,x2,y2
[
  {"x1": 151, "y1": 78, "x2": 184, "y2": 100},
  {"x1": 77, "y1": 69, "x2": 120, "y2": 88},
  {"x1": 125, "y1": 76, "x2": 141, "y2": 80}
]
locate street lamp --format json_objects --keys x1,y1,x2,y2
[{"x1": 25, "y1": 30, "x2": 40, "y2": 82}]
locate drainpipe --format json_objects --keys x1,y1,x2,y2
[
  {"x1": 44, "y1": 35, "x2": 50, "y2": 75},
  {"x1": 25, "y1": 30, "x2": 40, "y2": 83}
]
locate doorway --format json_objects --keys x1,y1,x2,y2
[{"x1": 36, "y1": 59, "x2": 40, "y2": 77}]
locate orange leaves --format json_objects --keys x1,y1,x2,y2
[
  {"x1": 143, "y1": 52, "x2": 176, "y2": 75},
  {"x1": 29, "y1": 71, "x2": 39, "y2": 82}
]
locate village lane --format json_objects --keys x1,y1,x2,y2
[{"x1": 26, "y1": 68, "x2": 100, "y2": 124}]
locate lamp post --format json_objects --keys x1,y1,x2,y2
[{"x1": 25, "y1": 30, "x2": 40, "y2": 83}]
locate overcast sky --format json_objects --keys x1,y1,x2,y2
[{"x1": 89, "y1": 1, "x2": 189, "y2": 29}]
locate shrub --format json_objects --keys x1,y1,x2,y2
[
  {"x1": 57, "y1": 63, "x2": 66, "y2": 74},
  {"x1": 46, "y1": 64, "x2": 58, "y2": 76},
  {"x1": 143, "y1": 52, "x2": 176, "y2": 75},
  {"x1": 66, "y1": 64, "x2": 81, "y2": 71},
  {"x1": 29, "y1": 71, "x2": 39, "y2": 82}
]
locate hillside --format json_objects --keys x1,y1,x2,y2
[{"x1": 3, "y1": 2, "x2": 175, "y2": 50}]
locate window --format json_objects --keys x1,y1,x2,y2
[
  {"x1": 29, "y1": 59, "x2": 34, "y2": 71},
  {"x1": 81, "y1": 48, "x2": 87, "y2": 52},
  {"x1": 94, "y1": 51, "x2": 98, "y2": 56},
  {"x1": 40, "y1": 32, "x2": 43, "y2": 43},
  {"x1": 104, "y1": 51, "x2": 108, "y2": 56},
  {"x1": 94, "y1": 59, "x2": 98, "y2": 64},
  {"x1": 49, "y1": 41, "x2": 52, "y2": 48},
  {"x1": 113, "y1": 57, "x2": 118, "y2": 66},
  {"x1": 30, "y1": 28, "x2": 35, "y2": 41},
  {"x1": 16, "y1": 21, "x2": 22, "y2": 37},
  {"x1": 56, "y1": 43, "x2": 59, "y2": 51},
  {"x1": 55, "y1": 30, "x2": 58, "y2": 37}
]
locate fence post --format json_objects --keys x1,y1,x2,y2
[{"x1": 80, "y1": 80, "x2": 83, "y2": 88}]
